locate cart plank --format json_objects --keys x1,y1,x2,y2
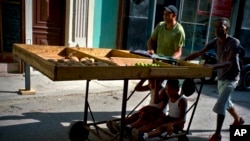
[{"x1": 13, "y1": 44, "x2": 213, "y2": 81}]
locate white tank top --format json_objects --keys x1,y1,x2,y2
[{"x1": 168, "y1": 96, "x2": 185, "y2": 118}]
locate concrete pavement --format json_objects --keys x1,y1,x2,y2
[{"x1": 0, "y1": 70, "x2": 249, "y2": 141}]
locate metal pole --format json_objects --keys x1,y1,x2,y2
[
  {"x1": 25, "y1": 63, "x2": 31, "y2": 90},
  {"x1": 83, "y1": 80, "x2": 90, "y2": 124},
  {"x1": 186, "y1": 82, "x2": 204, "y2": 133},
  {"x1": 119, "y1": 79, "x2": 129, "y2": 141}
]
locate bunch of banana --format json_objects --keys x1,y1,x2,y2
[{"x1": 135, "y1": 62, "x2": 160, "y2": 67}]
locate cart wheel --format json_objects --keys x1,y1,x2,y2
[
  {"x1": 69, "y1": 121, "x2": 89, "y2": 141},
  {"x1": 178, "y1": 135, "x2": 189, "y2": 141}
]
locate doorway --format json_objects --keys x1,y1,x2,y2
[{"x1": 32, "y1": 0, "x2": 65, "y2": 45}]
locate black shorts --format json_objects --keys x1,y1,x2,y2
[{"x1": 138, "y1": 106, "x2": 165, "y2": 121}]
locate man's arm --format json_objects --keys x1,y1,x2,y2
[
  {"x1": 172, "y1": 47, "x2": 182, "y2": 59},
  {"x1": 183, "y1": 47, "x2": 208, "y2": 61},
  {"x1": 209, "y1": 52, "x2": 239, "y2": 70},
  {"x1": 147, "y1": 37, "x2": 156, "y2": 55},
  {"x1": 134, "y1": 79, "x2": 149, "y2": 91},
  {"x1": 175, "y1": 98, "x2": 187, "y2": 125}
]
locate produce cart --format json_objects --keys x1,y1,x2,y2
[{"x1": 13, "y1": 44, "x2": 212, "y2": 141}]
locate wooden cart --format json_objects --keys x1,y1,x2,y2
[{"x1": 13, "y1": 44, "x2": 212, "y2": 141}]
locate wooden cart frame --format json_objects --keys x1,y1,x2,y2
[{"x1": 13, "y1": 44, "x2": 212, "y2": 141}]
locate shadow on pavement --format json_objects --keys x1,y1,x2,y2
[{"x1": 0, "y1": 111, "x2": 135, "y2": 141}]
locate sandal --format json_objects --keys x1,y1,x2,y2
[{"x1": 231, "y1": 117, "x2": 245, "y2": 125}]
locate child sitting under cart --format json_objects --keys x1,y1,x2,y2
[
  {"x1": 131, "y1": 79, "x2": 187, "y2": 141},
  {"x1": 107, "y1": 79, "x2": 189, "y2": 141},
  {"x1": 107, "y1": 79, "x2": 165, "y2": 133}
]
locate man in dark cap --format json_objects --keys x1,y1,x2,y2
[
  {"x1": 147, "y1": 5, "x2": 185, "y2": 60},
  {"x1": 147, "y1": 5, "x2": 185, "y2": 102}
]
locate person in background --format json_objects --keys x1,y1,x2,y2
[
  {"x1": 147, "y1": 5, "x2": 185, "y2": 60},
  {"x1": 184, "y1": 18, "x2": 244, "y2": 141}
]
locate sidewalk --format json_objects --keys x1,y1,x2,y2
[{"x1": 0, "y1": 71, "x2": 249, "y2": 141}]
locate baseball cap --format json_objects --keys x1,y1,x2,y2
[{"x1": 164, "y1": 5, "x2": 178, "y2": 14}]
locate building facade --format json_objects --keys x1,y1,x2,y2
[{"x1": 0, "y1": 0, "x2": 249, "y2": 73}]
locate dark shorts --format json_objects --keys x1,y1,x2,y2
[
  {"x1": 163, "y1": 116, "x2": 184, "y2": 131},
  {"x1": 163, "y1": 116, "x2": 177, "y2": 123},
  {"x1": 138, "y1": 106, "x2": 165, "y2": 122}
]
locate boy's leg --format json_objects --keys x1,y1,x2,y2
[
  {"x1": 227, "y1": 107, "x2": 244, "y2": 125},
  {"x1": 125, "y1": 106, "x2": 157, "y2": 126},
  {"x1": 130, "y1": 118, "x2": 145, "y2": 129},
  {"x1": 133, "y1": 108, "x2": 164, "y2": 129},
  {"x1": 125, "y1": 112, "x2": 140, "y2": 125},
  {"x1": 147, "y1": 124, "x2": 167, "y2": 138},
  {"x1": 215, "y1": 114, "x2": 225, "y2": 135},
  {"x1": 132, "y1": 121, "x2": 168, "y2": 140},
  {"x1": 137, "y1": 118, "x2": 165, "y2": 132}
]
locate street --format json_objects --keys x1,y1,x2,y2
[{"x1": 0, "y1": 72, "x2": 249, "y2": 141}]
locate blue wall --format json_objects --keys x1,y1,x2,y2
[{"x1": 93, "y1": 0, "x2": 119, "y2": 49}]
